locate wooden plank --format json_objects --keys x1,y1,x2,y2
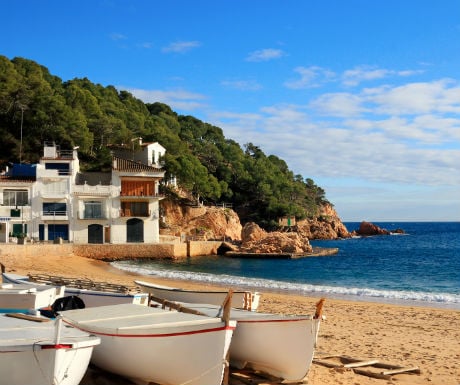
[
  {"x1": 313, "y1": 359, "x2": 344, "y2": 369},
  {"x1": 344, "y1": 359, "x2": 380, "y2": 368},
  {"x1": 353, "y1": 368, "x2": 392, "y2": 380},
  {"x1": 5, "y1": 313, "x2": 51, "y2": 322},
  {"x1": 382, "y1": 366, "x2": 420, "y2": 375}
]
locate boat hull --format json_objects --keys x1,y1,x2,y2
[
  {"x1": 0, "y1": 315, "x2": 100, "y2": 385},
  {"x1": 2, "y1": 273, "x2": 149, "y2": 307},
  {"x1": 230, "y1": 316, "x2": 321, "y2": 381},
  {"x1": 166, "y1": 302, "x2": 321, "y2": 382},
  {"x1": 0, "y1": 345, "x2": 96, "y2": 385},
  {"x1": 62, "y1": 303, "x2": 236, "y2": 385},
  {"x1": 135, "y1": 279, "x2": 260, "y2": 310}
]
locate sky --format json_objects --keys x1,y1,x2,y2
[{"x1": 1, "y1": 0, "x2": 459, "y2": 222}]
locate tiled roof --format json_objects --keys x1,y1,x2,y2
[{"x1": 112, "y1": 157, "x2": 164, "y2": 173}]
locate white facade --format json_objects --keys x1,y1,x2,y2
[{"x1": 0, "y1": 142, "x2": 165, "y2": 244}]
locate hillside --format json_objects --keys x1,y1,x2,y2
[{"x1": 1, "y1": 55, "x2": 340, "y2": 229}]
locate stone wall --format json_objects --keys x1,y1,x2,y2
[
  {"x1": 73, "y1": 243, "x2": 187, "y2": 260},
  {"x1": 0, "y1": 244, "x2": 74, "y2": 258},
  {"x1": 0, "y1": 241, "x2": 223, "y2": 261},
  {"x1": 187, "y1": 241, "x2": 222, "y2": 257}
]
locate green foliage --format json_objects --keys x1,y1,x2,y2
[{"x1": 0, "y1": 55, "x2": 331, "y2": 228}]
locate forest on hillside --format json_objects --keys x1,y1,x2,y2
[{"x1": 0, "y1": 55, "x2": 329, "y2": 228}]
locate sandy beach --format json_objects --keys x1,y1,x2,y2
[{"x1": 1, "y1": 251, "x2": 458, "y2": 385}]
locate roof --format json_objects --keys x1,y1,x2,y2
[{"x1": 112, "y1": 156, "x2": 164, "y2": 173}]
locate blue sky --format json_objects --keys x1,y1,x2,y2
[{"x1": 2, "y1": 0, "x2": 459, "y2": 221}]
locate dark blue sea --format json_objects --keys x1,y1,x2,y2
[{"x1": 112, "y1": 222, "x2": 460, "y2": 309}]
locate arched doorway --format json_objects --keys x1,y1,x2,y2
[
  {"x1": 127, "y1": 218, "x2": 144, "y2": 243},
  {"x1": 88, "y1": 224, "x2": 103, "y2": 244}
]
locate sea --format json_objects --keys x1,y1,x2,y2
[{"x1": 112, "y1": 222, "x2": 460, "y2": 310}]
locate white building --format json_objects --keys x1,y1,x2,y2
[{"x1": 0, "y1": 141, "x2": 165, "y2": 244}]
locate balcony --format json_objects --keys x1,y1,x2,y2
[
  {"x1": 73, "y1": 184, "x2": 112, "y2": 197},
  {"x1": 78, "y1": 211, "x2": 107, "y2": 220},
  {"x1": 41, "y1": 211, "x2": 68, "y2": 220},
  {"x1": 119, "y1": 209, "x2": 150, "y2": 218}
]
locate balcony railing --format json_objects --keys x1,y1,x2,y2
[
  {"x1": 78, "y1": 211, "x2": 107, "y2": 220},
  {"x1": 119, "y1": 209, "x2": 150, "y2": 218},
  {"x1": 73, "y1": 184, "x2": 112, "y2": 196},
  {"x1": 41, "y1": 211, "x2": 68, "y2": 220}
]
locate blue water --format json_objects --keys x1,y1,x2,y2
[{"x1": 112, "y1": 222, "x2": 460, "y2": 309}]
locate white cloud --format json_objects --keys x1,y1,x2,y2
[
  {"x1": 123, "y1": 87, "x2": 207, "y2": 111},
  {"x1": 284, "y1": 66, "x2": 336, "y2": 89},
  {"x1": 309, "y1": 92, "x2": 366, "y2": 117},
  {"x1": 342, "y1": 66, "x2": 423, "y2": 86},
  {"x1": 220, "y1": 79, "x2": 262, "y2": 91},
  {"x1": 246, "y1": 48, "x2": 285, "y2": 62},
  {"x1": 162, "y1": 41, "x2": 201, "y2": 53},
  {"x1": 212, "y1": 79, "x2": 460, "y2": 188}
]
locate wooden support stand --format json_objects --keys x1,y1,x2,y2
[{"x1": 313, "y1": 354, "x2": 421, "y2": 380}]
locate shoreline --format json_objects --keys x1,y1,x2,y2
[{"x1": 1, "y1": 251, "x2": 459, "y2": 385}]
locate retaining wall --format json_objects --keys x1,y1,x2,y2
[{"x1": 0, "y1": 241, "x2": 222, "y2": 261}]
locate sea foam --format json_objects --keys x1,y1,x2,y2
[{"x1": 112, "y1": 261, "x2": 460, "y2": 309}]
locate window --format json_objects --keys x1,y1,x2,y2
[
  {"x1": 43, "y1": 202, "x2": 67, "y2": 215},
  {"x1": 3, "y1": 190, "x2": 28, "y2": 206},
  {"x1": 84, "y1": 201, "x2": 103, "y2": 219}
]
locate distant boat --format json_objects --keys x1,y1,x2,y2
[
  {"x1": 0, "y1": 314, "x2": 100, "y2": 385},
  {"x1": 152, "y1": 298, "x2": 325, "y2": 382},
  {"x1": 135, "y1": 279, "x2": 261, "y2": 310},
  {"x1": 61, "y1": 303, "x2": 236, "y2": 385},
  {"x1": 2, "y1": 272, "x2": 149, "y2": 307}
]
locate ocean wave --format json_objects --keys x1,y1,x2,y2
[{"x1": 111, "y1": 261, "x2": 460, "y2": 306}]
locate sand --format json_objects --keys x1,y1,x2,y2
[{"x1": 1, "y1": 251, "x2": 459, "y2": 385}]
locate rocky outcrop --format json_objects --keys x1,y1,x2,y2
[
  {"x1": 351, "y1": 221, "x2": 405, "y2": 236},
  {"x1": 353, "y1": 221, "x2": 390, "y2": 236},
  {"x1": 160, "y1": 198, "x2": 242, "y2": 241},
  {"x1": 160, "y1": 199, "x2": 350, "y2": 245},
  {"x1": 240, "y1": 222, "x2": 313, "y2": 254},
  {"x1": 296, "y1": 204, "x2": 350, "y2": 239}
]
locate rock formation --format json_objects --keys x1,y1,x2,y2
[
  {"x1": 240, "y1": 222, "x2": 313, "y2": 254},
  {"x1": 160, "y1": 198, "x2": 350, "y2": 244},
  {"x1": 353, "y1": 221, "x2": 390, "y2": 236},
  {"x1": 160, "y1": 198, "x2": 242, "y2": 241},
  {"x1": 351, "y1": 221, "x2": 406, "y2": 236},
  {"x1": 296, "y1": 204, "x2": 350, "y2": 239}
]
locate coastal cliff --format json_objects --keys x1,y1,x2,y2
[{"x1": 160, "y1": 199, "x2": 350, "y2": 241}]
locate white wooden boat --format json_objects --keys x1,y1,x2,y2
[
  {"x1": 154, "y1": 298, "x2": 325, "y2": 382},
  {"x1": 61, "y1": 303, "x2": 236, "y2": 385},
  {"x1": 0, "y1": 282, "x2": 64, "y2": 312},
  {"x1": 0, "y1": 313, "x2": 100, "y2": 385},
  {"x1": 134, "y1": 279, "x2": 261, "y2": 310},
  {"x1": 2, "y1": 272, "x2": 149, "y2": 308}
]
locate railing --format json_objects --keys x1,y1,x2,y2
[
  {"x1": 78, "y1": 212, "x2": 107, "y2": 220},
  {"x1": 41, "y1": 210, "x2": 68, "y2": 218},
  {"x1": 119, "y1": 209, "x2": 151, "y2": 218},
  {"x1": 73, "y1": 184, "x2": 112, "y2": 195}
]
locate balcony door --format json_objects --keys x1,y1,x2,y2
[{"x1": 127, "y1": 218, "x2": 143, "y2": 243}]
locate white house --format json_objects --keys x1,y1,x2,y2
[{"x1": 0, "y1": 141, "x2": 165, "y2": 244}]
